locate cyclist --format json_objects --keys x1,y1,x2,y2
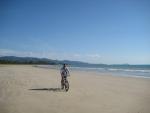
[{"x1": 60, "y1": 64, "x2": 70, "y2": 89}]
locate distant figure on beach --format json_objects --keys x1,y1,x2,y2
[{"x1": 60, "y1": 64, "x2": 70, "y2": 90}]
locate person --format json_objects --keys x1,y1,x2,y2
[{"x1": 60, "y1": 64, "x2": 70, "y2": 89}]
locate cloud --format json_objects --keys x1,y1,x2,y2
[
  {"x1": 63, "y1": 53, "x2": 101, "y2": 63},
  {"x1": 0, "y1": 49, "x2": 26, "y2": 57},
  {"x1": 60, "y1": 53, "x2": 101, "y2": 59},
  {"x1": 0, "y1": 49, "x2": 41, "y2": 57},
  {"x1": 86, "y1": 54, "x2": 101, "y2": 58},
  {"x1": 72, "y1": 54, "x2": 81, "y2": 57}
]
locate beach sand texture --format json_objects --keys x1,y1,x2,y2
[{"x1": 0, "y1": 65, "x2": 150, "y2": 113}]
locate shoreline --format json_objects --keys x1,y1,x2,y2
[
  {"x1": 33, "y1": 64, "x2": 150, "y2": 79},
  {"x1": 1, "y1": 64, "x2": 150, "y2": 79}
]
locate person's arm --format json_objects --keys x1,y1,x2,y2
[
  {"x1": 60, "y1": 68, "x2": 63, "y2": 75},
  {"x1": 66, "y1": 68, "x2": 70, "y2": 76}
]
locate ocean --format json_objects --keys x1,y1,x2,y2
[
  {"x1": 70, "y1": 66, "x2": 150, "y2": 78},
  {"x1": 36, "y1": 65, "x2": 150, "y2": 79}
]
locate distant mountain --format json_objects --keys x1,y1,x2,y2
[
  {"x1": 0, "y1": 56, "x2": 59, "y2": 65},
  {"x1": 0, "y1": 56, "x2": 93, "y2": 66},
  {"x1": 0, "y1": 56, "x2": 149, "y2": 68}
]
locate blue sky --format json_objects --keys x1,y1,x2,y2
[{"x1": 0, "y1": 0, "x2": 150, "y2": 64}]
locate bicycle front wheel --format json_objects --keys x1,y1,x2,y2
[{"x1": 65, "y1": 81, "x2": 69, "y2": 92}]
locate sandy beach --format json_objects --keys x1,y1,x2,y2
[{"x1": 0, "y1": 65, "x2": 150, "y2": 113}]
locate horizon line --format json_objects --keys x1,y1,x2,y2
[{"x1": 0, "y1": 55, "x2": 150, "y2": 65}]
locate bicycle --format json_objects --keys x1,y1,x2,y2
[{"x1": 61, "y1": 76, "x2": 69, "y2": 92}]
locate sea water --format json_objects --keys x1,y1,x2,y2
[
  {"x1": 69, "y1": 65, "x2": 150, "y2": 78},
  {"x1": 36, "y1": 65, "x2": 150, "y2": 79}
]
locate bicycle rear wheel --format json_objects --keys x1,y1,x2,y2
[{"x1": 65, "y1": 81, "x2": 69, "y2": 92}]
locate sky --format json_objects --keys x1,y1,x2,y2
[{"x1": 0, "y1": 0, "x2": 150, "y2": 64}]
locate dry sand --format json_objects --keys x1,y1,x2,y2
[{"x1": 0, "y1": 65, "x2": 150, "y2": 113}]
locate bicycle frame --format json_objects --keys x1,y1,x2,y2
[{"x1": 61, "y1": 76, "x2": 69, "y2": 92}]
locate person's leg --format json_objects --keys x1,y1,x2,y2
[
  {"x1": 64, "y1": 76, "x2": 69, "y2": 91},
  {"x1": 61, "y1": 76, "x2": 64, "y2": 89}
]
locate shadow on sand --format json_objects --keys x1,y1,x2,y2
[{"x1": 29, "y1": 88, "x2": 63, "y2": 92}]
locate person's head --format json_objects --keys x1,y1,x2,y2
[{"x1": 63, "y1": 64, "x2": 66, "y2": 68}]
